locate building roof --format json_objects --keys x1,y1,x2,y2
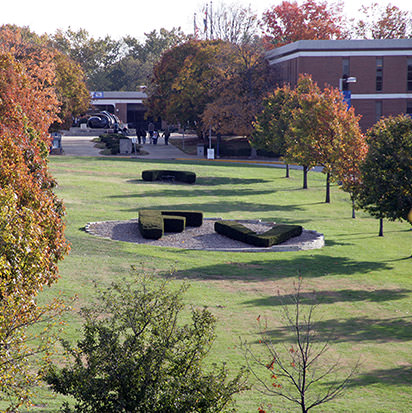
[
  {"x1": 91, "y1": 91, "x2": 148, "y2": 99},
  {"x1": 266, "y1": 39, "x2": 412, "y2": 64}
]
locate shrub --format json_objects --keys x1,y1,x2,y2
[
  {"x1": 163, "y1": 215, "x2": 186, "y2": 233},
  {"x1": 139, "y1": 210, "x2": 203, "y2": 239},
  {"x1": 138, "y1": 209, "x2": 164, "y2": 239},
  {"x1": 161, "y1": 210, "x2": 203, "y2": 227},
  {"x1": 142, "y1": 170, "x2": 196, "y2": 184},
  {"x1": 45, "y1": 274, "x2": 248, "y2": 412},
  {"x1": 215, "y1": 221, "x2": 302, "y2": 247}
]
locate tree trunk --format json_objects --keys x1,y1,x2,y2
[
  {"x1": 303, "y1": 166, "x2": 308, "y2": 189},
  {"x1": 352, "y1": 197, "x2": 356, "y2": 219},
  {"x1": 285, "y1": 163, "x2": 290, "y2": 178},
  {"x1": 379, "y1": 218, "x2": 384, "y2": 237},
  {"x1": 325, "y1": 172, "x2": 330, "y2": 203}
]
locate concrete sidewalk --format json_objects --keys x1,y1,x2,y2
[
  {"x1": 59, "y1": 134, "x2": 197, "y2": 159},
  {"x1": 57, "y1": 133, "x2": 318, "y2": 171},
  {"x1": 61, "y1": 135, "x2": 103, "y2": 157}
]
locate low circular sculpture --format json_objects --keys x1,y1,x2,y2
[{"x1": 85, "y1": 218, "x2": 324, "y2": 252}]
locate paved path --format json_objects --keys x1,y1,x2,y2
[
  {"x1": 60, "y1": 134, "x2": 197, "y2": 159},
  {"x1": 61, "y1": 135, "x2": 103, "y2": 157},
  {"x1": 57, "y1": 133, "x2": 322, "y2": 171}
]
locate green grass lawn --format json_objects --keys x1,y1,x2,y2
[{"x1": 25, "y1": 156, "x2": 412, "y2": 412}]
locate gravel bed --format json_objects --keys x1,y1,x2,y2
[{"x1": 85, "y1": 219, "x2": 324, "y2": 252}]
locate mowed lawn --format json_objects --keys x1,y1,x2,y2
[{"x1": 28, "y1": 156, "x2": 412, "y2": 412}]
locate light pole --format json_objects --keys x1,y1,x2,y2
[
  {"x1": 339, "y1": 76, "x2": 357, "y2": 109},
  {"x1": 339, "y1": 76, "x2": 357, "y2": 91}
]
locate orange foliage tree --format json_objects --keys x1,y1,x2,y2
[
  {"x1": 0, "y1": 32, "x2": 69, "y2": 409},
  {"x1": 0, "y1": 25, "x2": 90, "y2": 129},
  {"x1": 262, "y1": 0, "x2": 345, "y2": 49},
  {"x1": 287, "y1": 75, "x2": 366, "y2": 202}
]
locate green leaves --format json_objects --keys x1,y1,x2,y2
[
  {"x1": 357, "y1": 115, "x2": 412, "y2": 226},
  {"x1": 45, "y1": 273, "x2": 248, "y2": 412}
]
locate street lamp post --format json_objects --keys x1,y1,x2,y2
[{"x1": 339, "y1": 76, "x2": 357, "y2": 109}]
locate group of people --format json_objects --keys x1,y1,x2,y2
[{"x1": 135, "y1": 123, "x2": 171, "y2": 145}]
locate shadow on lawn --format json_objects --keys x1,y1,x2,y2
[
  {"x1": 126, "y1": 177, "x2": 272, "y2": 186},
  {"x1": 120, "y1": 201, "x2": 307, "y2": 217},
  {"x1": 256, "y1": 315, "x2": 412, "y2": 344},
  {"x1": 244, "y1": 288, "x2": 411, "y2": 307},
  {"x1": 111, "y1": 187, "x2": 277, "y2": 199},
  {"x1": 172, "y1": 254, "x2": 392, "y2": 281},
  {"x1": 339, "y1": 365, "x2": 412, "y2": 387}
]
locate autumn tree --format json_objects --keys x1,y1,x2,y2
[
  {"x1": 287, "y1": 76, "x2": 364, "y2": 202},
  {"x1": 0, "y1": 33, "x2": 68, "y2": 410},
  {"x1": 353, "y1": 3, "x2": 412, "y2": 39},
  {"x1": 201, "y1": 41, "x2": 272, "y2": 137},
  {"x1": 0, "y1": 25, "x2": 90, "y2": 128},
  {"x1": 250, "y1": 83, "x2": 296, "y2": 177},
  {"x1": 242, "y1": 278, "x2": 359, "y2": 413},
  {"x1": 148, "y1": 40, "x2": 236, "y2": 138},
  {"x1": 46, "y1": 274, "x2": 248, "y2": 412},
  {"x1": 282, "y1": 76, "x2": 319, "y2": 189},
  {"x1": 53, "y1": 52, "x2": 90, "y2": 128},
  {"x1": 262, "y1": 0, "x2": 345, "y2": 49},
  {"x1": 252, "y1": 75, "x2": 365, "y2": 199},
  {"x1": 357, "y1": 115, "x2": 412, "y2": 239}
]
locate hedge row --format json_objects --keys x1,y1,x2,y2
[
  {"x1": 98, "y1": 133, "x2": 126, "y2": 154},
  {"x1": 139, "y1": 210, "x2": 203, "y2": 239},
  {"x1": 214, "y1": 220, "x2": 302, "y2": 247},
  {"x1": 142, "y1": 170, "x2": 196, "y2": 184}
]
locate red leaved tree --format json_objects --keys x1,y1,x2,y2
[{"x1": 262, "y1": 0, "x2": 346, "y2": 49}]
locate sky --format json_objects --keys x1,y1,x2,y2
[{"x1": 1, "y1": 0, "x2": 411, "y2": 40}]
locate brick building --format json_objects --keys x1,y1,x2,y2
[
  {"x1": 91, "y1": 90, "x2": 151, "y2": 129},
  {"x1": 266, "y1": 39, "x2": 412, "y2": 130}
]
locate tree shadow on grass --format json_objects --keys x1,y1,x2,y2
[
  {"x1": 120, "y1": 201, "x2": 306, "y2": 216},
  {"x1": 243, "y1": 288, "x2": 411, "y2": 307},
  {"x1": 125, "y1": 177, "x2": 272, "y2": 186},
  {"x1": 110, "y1": 187, "x2": 277, "y2": 199},
  {"x1": 172, "y1": 254, "x2": 392, "y2": 282},
  {"x1": 196, "y1": 177, "x2": 272, "y2": 186},
  {"x1": 257, "y1": 316, "x2": 412, "y2": 344},
  {"x1": 339, "y1": 366, "x2": 412, "y2": 387}
]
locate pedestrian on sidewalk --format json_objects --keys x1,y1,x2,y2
[
  {"x1": 148, "y1": 122, "x2": 154, "y2": 144},
  {"x1": 163, "y1": 126, "x2": 170, "y2": 145},
  {"x1": 152, "y1": 130, "x2": 158, "y2": 145}
]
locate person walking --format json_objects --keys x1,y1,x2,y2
[
  {"x1": 163, "y1": 126, "x2": 171, "y2": 145},
  {"x1": 148, "y1": 121, "x2": 154, "y2": 144},
  {"x1": 136, "y1": 127, "x2": 141, "y2": 145}
]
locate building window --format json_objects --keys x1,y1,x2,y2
[
  {"x1": 376, "y1": 101, "x2": 382, "y2": 122},
  {"x1": 341, "y1": 58, "x2": 350, "y2": 90},
  {"x1": 376, "y1": 57, "x2": 383, "y2": 92},
  {"x1": 407, "y1": 101, "x2": 412, "y2": 117},
  {"x1": 342, "y1": 58, "x2": 350, "y2": 76},
  {"x1": 408, "y1": 59, "x2": 412, "y2": 91}
]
